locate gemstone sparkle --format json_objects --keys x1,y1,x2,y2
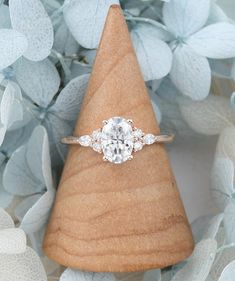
[
  {"x1": 143, "y1": 134, "x2": 155, "y2": 145},
  {"x1": 101, "y1": 117, "x2": 134, "y2": 164},
  {"x1": 78, "y1": 135, "x2": 92, "y2": 146}
]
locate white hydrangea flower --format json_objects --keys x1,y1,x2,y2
[
  {"x1": 60, "y1": 269, "x2": 116, "y2": 281},
  {"x1": 0, "y1": 208, "x2": 47, "y2": 281}
]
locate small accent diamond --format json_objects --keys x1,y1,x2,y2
[
  {"x1": 92, "y1": 129, "x2": 102, "y2": 141},
  {"x1": 143, "y1": 134, "x2": 155, "y2": 145},
  {"x1": 78, "y1": 135, "x2": 92, "y2": 147},
  {"x1": 133, "y1": 128, "x2": 143, "y2": 139},
  {"x1": 92, "y1": 142, "x2": 102, "y2": 153},
  {"x1": 134, "y1": 141, "x2": 143, "y2": 151}
]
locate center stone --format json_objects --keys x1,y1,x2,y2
[{"x1": 101, "y1": 117, "x2": 134, "y2": 164}]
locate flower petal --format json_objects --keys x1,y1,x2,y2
[
  {"x1": 9, "y1": 0, "x2": 54, "y2": 61},
  {"x1": 20, "y1": 189, "x2": 55, "y2": 234},
  {"x1": 0, "y1": 208, "x2": 14, "y2": 230},
  {"x1": 14, "y1": 58, "x2": 60, "y2": 107},
  {"x1": 3, "y1": 126, "x2": 47, "y2": 196},
  {"x1": 191, "y1": 213, "x2": 224, "y2": 243},
  {"x1": 218, "y1": 260, "x2": 235, "y2": 281},
  {"x1": 163, "y1": 0, "x2": 210, "y2": 37},
  {"x1": 0, "y1": 29, "x2": 27, "y2": 70},
  {"x1": 1, "y1": 82, "x2": 23, "y2": 130},
  {"x1": 0, "y1": 161, "x2": 13, "y2": 209},
  {"x1": 188, "y1": 23, "x2": 235, "y2": 59},
  {"x1": 0, "y1": 187, "x2": 13, "y2": 209},
  {"x1": 45, "y1": 114, "x2": 73, "y2": 162},
  {"x1": 0, "y1": 246, "x2": 47, "y2": 281},
  {"x1": 0, "y1": 4, "x2": 11, "y2": 28},
  {"x1": 172, "y1": 239, "x2": 217, "y2": 281},
  {"x1": 50, "y1": 74, "x2": 89, "y2": 121},
  {"x1": 207, "y1": 3, "x2": 228, "y2": 24},
  {"x1": 170, "y1": 44, "x2": 211, "y2": 100},
  {"x1": 216, "y1": 127, "x2": 235, "y2": 164},
  {"x1": 41, "y1": 0, "x2": 61, "y2": 15},
  {"x1": 224, "y1": 203, "x2": 235, "y2": 244},
  {"x1": 54, "y1": 20, "x2": 79, "y2": 56},
  {"x1": 41, "y1": 127, "x2": 53, "y2": 191},
  {"x1": 63, "y1": 0, "x2": 119, "y2": 49},
  {"x1": 60, "y1": 269, "x2": 116, "y2": 281},
  {"x1": 2, "y1": 122, "x2": 34, "y2": 156},
  {"x1": 231, "y1": 61, "x2": 235, "y2": 81},
  {"x1": 211, "y1": 158, "x2": 234, "y2": 210},
  {"x1": 231, "y1": 92, "x2": 235, "y2": 111},
  {"x1": 210, "y1": 246, "x2": 235, "y2": 280},
  {"x1": 26, "y1": 125, "x2": 52, "y2": 187},
  {"x1": 15, "y1": 194, "x2": 41, "y2": 222},
  {"x1": 3, "y1": 145, "x2": 42, "y2": 196},
  {"x1": 143, "y1": 269, "x2": 161, "y2": 281},
  {"x1": 180, "y1": 95, "x2": 235, "y2": 135},
  {"x1": 0, "y1": 228, "x2": 26, "y2": 254},
  {"x1": 131, "y1": 24, "x2": 173, "y2": 81}
]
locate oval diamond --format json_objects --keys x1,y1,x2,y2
[{"x1": 101, "y1": 117, "x2": 134, "y2": 164}]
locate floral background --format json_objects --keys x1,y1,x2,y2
[{"x1": 0, "y1": 0, "x2": 235, "y2": 280}]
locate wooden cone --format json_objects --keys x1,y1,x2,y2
[{"x1": 43, "y1": 5, "x2": 194, "y2": 272}]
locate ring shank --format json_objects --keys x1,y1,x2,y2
[
  {"x1": 155, "y1": 134, "x2": 175, "y2": 143},
  {"x1": 61, "y1": 134, "x2": 175, "y2": 145},
  {"x1": 61, "y1": 136, "x2": 80, "y2": 145}
]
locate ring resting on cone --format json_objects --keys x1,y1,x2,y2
[
  {"x1": 61, "y1": 116, "x2": 175, "y2": 164},
  {"x1": 43, "y1": 5, "x2": 194, "y2": 272}
]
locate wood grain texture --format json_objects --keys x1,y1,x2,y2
[{"x1": 43, "y1": 5, "x2": 194, "y2": 272}]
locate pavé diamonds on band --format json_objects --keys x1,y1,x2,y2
[{"x1": 61, "y1": 117, "x2": 174, "y2": 164}]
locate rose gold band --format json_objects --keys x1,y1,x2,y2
[{"x1": 61, "y1": 134, "x2": 175, "y2": 145}]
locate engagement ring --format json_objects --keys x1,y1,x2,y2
[{"x1": 61, "y1": 117, "x2": 174, "y2": 164}]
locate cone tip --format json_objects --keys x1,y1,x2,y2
[
  {"x1": 104, "y1": 4, "x2": 123, "y2": 28},
  {"x1": 109, "y1": 4, "x2": 121, "y2": 9}
]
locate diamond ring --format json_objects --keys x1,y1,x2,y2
[{"x1": 61, "y1": 117, "x2": 174, "y2": 164}]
